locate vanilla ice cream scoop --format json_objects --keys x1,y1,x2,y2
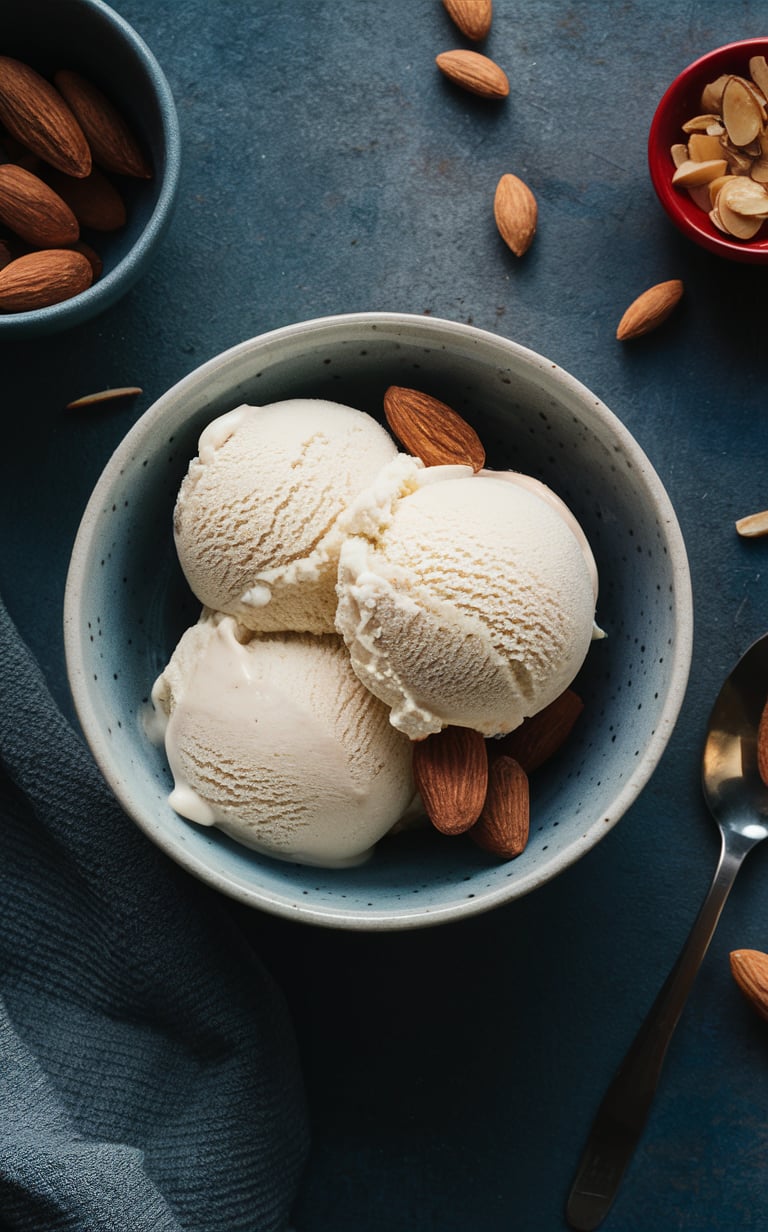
[
  {"x1": 151, "y1": 612, "x2": 415, "y2": 867},
  {"x1": 173, "y1": 399, "x2": 398, "y2": 635},
  {"x1": 335, "y1": 457, "x2": 601, "y2": 739}
]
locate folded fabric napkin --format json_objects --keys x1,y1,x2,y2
[{"x1": 0, "y1": 597, "x2": 309, "y2": 1231}]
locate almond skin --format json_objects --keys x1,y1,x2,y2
[
  {"x1": 616, "y1": 280, "x2": 684, "y2": 340},
  {"x1": 435, "y1": 49, "x2": 509, "y2": 99},
  {"x1": 413, "y1": 726, "x2": 489, "y2": 835},
  {"x1": 0, "y1": 164, "x2": 79, "y2": 247},
  {"x1": 442, "y1": 0, "x2": 492, "y2": 41},
  {"x1": 0, "y1": 248, "x2": 93, "y2": 312},
  {"x1": 730, "y1": 949, "x2": 768, "y2": 1021},
  {"x1": 0, "y1": 56, "x2": 91, "y2": 177},
  {"x1": 46, "y1": 167, "x2": 127, "y2": 232},
  {"x1": 492, "y1": 689, "x2": 584, "y2": 774},
  {"x1": 494, "y1": 173, "x2": 538, "y2": 257},
  {"x1": 470, "y1": 756, "x2": 530, "y2": 858},
  {"x1": 383, "y1": 385, "x2": 485, "y2": 470},
  {"x1": 54, "y1": 69, "x2": 152, "y2": 179}
]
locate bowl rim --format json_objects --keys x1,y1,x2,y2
[
  {"x1": 0, "y1": 0, "x2": 181, "y2": 334},
  {"x1": 64, "y1": 311, "x2": 695, "y2": 930},
  {"x1": 648, "y1": 37, "x2": 768, "y2": 264}
]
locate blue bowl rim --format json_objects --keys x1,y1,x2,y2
[{"x1": 63, "y1": 312, "x2": 695, "y2": 929}]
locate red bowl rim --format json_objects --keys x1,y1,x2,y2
[{"x1": 648, "y1": 38, "x2": 768, "y2": 264}]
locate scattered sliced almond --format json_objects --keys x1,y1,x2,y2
[
  {"x1": 491, "y1": 689, "x2": 584, "y2": 774},
  {"x1": 616, "y1": 279, "x2": 684, "y2": 341},
  {"x1": 470, "y1": 755, "x2": 530, "y2": 858},
  {"x1": 442, "y1": 0, "x2": 492, "y2": 41},
  {"x1": 730, "y1": 949, "x2": 768, "y2": 1020},
  {"x1": 413, "y1": 726, "x2": 489, "y2": 835},
  {"x1": 494, "y1": 172, "x2": 537, "y2": 256},
  {"x1": 435, "y1": 49, "x2": 509, "y2": 99},
  {"x1": 383, "y1": 385, "x2": 485, "y2": 469},
  {"x1": 66, "y1": 386, "x2": 142, "y2": 410}
]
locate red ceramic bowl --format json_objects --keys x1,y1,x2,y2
[{"x1": 648, "y1": 38, "x2": 768, "y2": 264}]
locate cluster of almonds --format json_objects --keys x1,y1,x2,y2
[
  {"x1": 382, "y1": 383, "x2": 585, "y2": 859},
  {"x1": 0, "y1": 55, "x2": 151, "y2": 312},
  {"x1": 671, "y1": 56, "x2": 768, "y2": 240},
  {"x1": 437, "y1": 3, "x2": 682, "y2": 341},
  {"x1": 435, "y1": 0, "x2": 538, "y2": 259},
  {"x1": 727, "y1": 697, "x2": 768, "y2": 1020}
]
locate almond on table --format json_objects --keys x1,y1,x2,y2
[
  {"x1": 616, "y1": 279, "x2": 684, "y2": 341},
  {"x1": 442, "y1": 0, "x2": 493, "y2": 41},
  {"x1": 435, "y1": 49, "x2": 509, "y2": 98},
  {"x1": 494, "y1": 173, "x2": 538, "y2": 257},
  {"x1": 730, "y1": 949, "x2": 768, "y2": 1021}
]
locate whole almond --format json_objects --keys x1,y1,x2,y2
[
  {"x1": 0, "y1": 56, "x2": 91, "y2": 177},
  {"x1": 413, "y1": 726, "x2": 489, "y2": 835},
  {"x1": 435, "y1": 49, "x2": 509, "y2": 99},
  {"x1": 54, "y1": 69, "x2": 152, "y2": 179},
  {"x1": 471, "y1": 755, "x2": 530, "y2": 858},
  {"x1": 442, "y1": 0, "x2": 492, "y2": 41},
  {"x1": 494, "y1": 173, "x2": 538, "y2": 256},
  {"x1": 730, "y1": 949, "x2": 768, "y2": 1021},
  {"x1": 0, "y1": 164, "x2": 79, "y2": 247},
  {"x1": 616, "y1": 280, "x2": 684, "y2": 341},
  {"x1": 46, "y1": 167, "x2": 127, "y2": 232},
  {"x1": 0, "y1": 248, "x2": 93, "y2": 312},
  {"x1": 384, "y1": 385, "x2": 485, "y2": 470},
  {"x1": 492, "y1": 689, "x2": 584, "y2": 774}
]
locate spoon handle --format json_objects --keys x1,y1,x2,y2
[{"x1": 566, "y1": 827, "x2": 752, "y2": 1231}]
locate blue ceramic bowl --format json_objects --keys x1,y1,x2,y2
[
  {"x1": 64, "y1": 313, "x2": 694, "y2": 929},
  {"x1": 0, "y1": 0, "x2": 180, "y2": 336}
]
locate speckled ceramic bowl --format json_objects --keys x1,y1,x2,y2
[
  {"x1": 64, "y1": 313, "x2": 693, "y2": 929},
  {"x1": 0, "y1": 0, "x2": 180, "y2": 336}
]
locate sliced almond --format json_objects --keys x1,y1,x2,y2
[
  {"x1": 682, "y1": 113, "x2": 722, "y2": 133},
  {"x1": 670, "y1": 142, "x2": 688, "y2": 168},
  {"x1": 470, "y1": 756, "x2": 530, "y2": 858},
  {"x1": 716, "y1": 175, "x2": 768, "y2": 217},
  {"x1": 616, "y1": 279, "x2": 684, "y2": 341},
  {"x1": 730, "y1": 949, "x2": 768, "y2": 1020},
  {"x1": 700, "y1": 75, "x2": 730, "y2": 112},
  {"x1": 672, "y1": 157, "x2": 728, "y2": 186},
  {"x1": 383, "y1": 385, "x2": 485, "y2": 469},
  {"x1": 708, "y1": 174, "x2": 731, "y2": 206},
  {"x1": 716, "y1": 191, "x2": 765, "y2": 238},
  {"x1": 722, "y1": 76, "x2": 763, "y2": 147},
  {"x1": 750, "y1": 159, "x2": 768, "y2": 184},
  {"x1": 435, "y1": 49, "x2": 509, "y2": 99},
  {"x1": 750, "y1": 55, "x2": 768, "y2": 100},
  {"x1": 720, "y1": 140, "x2": 755, "y2": 174},
  {"x1": 688, "y1": 131, "x2": 725, "y2": 161},
  {"x1": 735, "y1": 509, "x2": 768, "y2": 538},
  {"x1": 413, "y1": 726, "x2": 489, "y2": 835},
  {"x1": 494, "y1": 172, "x2": 537, "y2": 256}
]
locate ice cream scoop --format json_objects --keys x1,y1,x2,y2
[
  {"x1": 173, "y1": 399, "x2": 398, "y2": 635},
  {"x1": 151, "y1": 611, "x2": 415, "y2": 867},
  {"x1": 335, "y1": 456, "x2": 600, "y2": 739}
]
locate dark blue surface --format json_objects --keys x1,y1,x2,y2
[{"x1": 2, "y1": 2, "x2": 768, "y2": 1228}]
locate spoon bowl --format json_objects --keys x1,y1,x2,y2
[
  {"x1": 568, "y1": 632, "x2": 768, "y2": 1231},
  {"x1": 703, "y1": 633, "x2": 768, "y2": 838}
]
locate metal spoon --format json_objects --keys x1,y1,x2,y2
[{"x1": 567, "y1": 631, "x2": 768, "y2": 1232}]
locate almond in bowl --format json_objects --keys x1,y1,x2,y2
[{"x1": 0, "y1": 0, "x2": 180, "y2": 336}]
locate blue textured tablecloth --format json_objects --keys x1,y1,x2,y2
[{"x1": 0, "y1": 598, "x2": 309, "y2": 1231}]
